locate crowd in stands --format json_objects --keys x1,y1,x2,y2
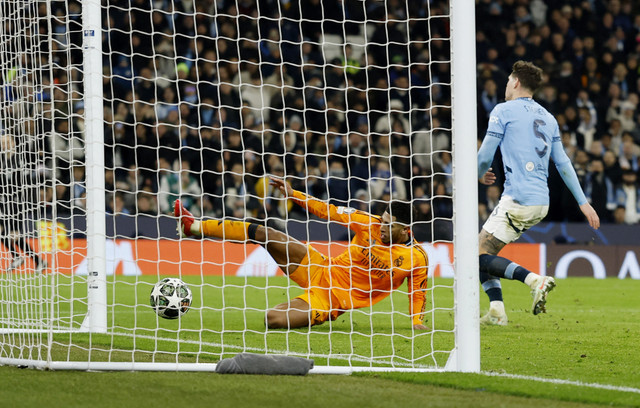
[
  {"x1": 6, "y1": 0, "x2": 640, "y2": 242},
  {"x1": 476, "y1": 0, "x2": 640, "y2": 227}
]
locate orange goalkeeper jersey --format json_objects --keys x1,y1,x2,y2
[{"x1": 290, "y1": 190, "x2": 429, "y2": 326}]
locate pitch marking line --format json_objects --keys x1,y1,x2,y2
[
  {"x1": 482, "y1": 371, "x2": 640, "y2": 394},
  {"x1": 111, "y1": 332, "x2": 640, "y2": 392}
]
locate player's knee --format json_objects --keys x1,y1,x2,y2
[
  {"x1": 251, "y1": 225, "x2": 284, "y2": 243},
  {"x1": 264, "y1": 226, "x2": 289, "y2": 242}
]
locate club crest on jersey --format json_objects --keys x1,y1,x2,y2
[
  {"x1": 394, "y1": 256, "x2": 404, "y2": 267},
  {"x1": 337, "y1": 206, "x2": 356, "y2": 214}
]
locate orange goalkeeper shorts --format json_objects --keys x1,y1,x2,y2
[{"x1": 289, "y1": 245, "x2": 345, "y2": 325}]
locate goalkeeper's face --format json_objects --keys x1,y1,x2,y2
[{"x1": 380, "y1": 212, "x2": 409, "y2": 245}]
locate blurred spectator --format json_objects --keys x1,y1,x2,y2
[
  {"x1": 254, "y1": 163, "x2": 291, "y2": 219},
  {"x1": 573, "y1": 150, "x2": 590, "y2": 185},
  {"x1": 617, "y1": 101, "x2": 637, "y2": 133},
  {"x1": 478, "y1": 184, "x2": 501, "y2": 224},
  {"x1": 615, "y1": 170, "x2": 640, "y2": 224},
  {"x1": 479, "y1": 78, "x2": 499, "y2": 120},
  {"x1": 157, "y1": 160, "x2": 201, "y2": 215},
  {"x1": 485, "y1": 185, "x2": 501, "y2": 214},
  {"x1": 70, "y1": 165, "x2": 86, "y2": 209},
  {"x1": 374, "y1": 99, "x2": 410, "y2": 135},
  {"x1": 603, "y1": 150, "x2": 624, "y2": 186},
  {"x1": 413, "y1": 189, "x2": 432, "y2": 242},
  {"x1": 351, "y1": 188, "x2": 372, "y2": 214},
  {"x1": 618, "y1": 139, "x2": 640, "y2": 172},
  {"x1": 50, "y1": 119, "x2": 84, "y2": 184},
  {"x1": 584, "y1": 159, "x2": 616, "y2": 223},
  {"x1": 433, "y1": 151, "x2": 453, "y2": 194},
  {"x1": 613, "y1": 205, "x2": 627, "y2": 224},
  {"x1": 115, "y1": 192, "x2": 131, "y2": 215},
  {"x1": 136, "y1": 192, "x2": 157, "y2": 216},
  {"x1": 431, "y1": 180, "x2": 453, "y2": 241},
  {"x1": 224, "y1": 162, "x2": 259, "y2": 219},
  {"x1": 588, "y1": 140, "x2": 605, "y2": 159},
  {"x1": 370, "y1": 161, "x2": 406, "y2": 202},
  {"x1": 156, "y1": 158, "x2": 175, "y2": 214},
  {"x1": 327, "y1": 160, "x2": 350, "y2": 207}
]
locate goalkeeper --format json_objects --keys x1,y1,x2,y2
[{"x1": 175, "y1": 177, "x2": 429, "y2": 330}]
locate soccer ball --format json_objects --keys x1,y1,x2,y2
[{"x1": 150, "y1": 278, "x2": 192, "y2": 319}]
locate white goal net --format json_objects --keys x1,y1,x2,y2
[{"x1": 0, "y1": 0, "x2": 478, "y2": 372}]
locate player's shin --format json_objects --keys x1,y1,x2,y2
[
  {"x1": 200, "y1": 219, "x2": 259, "y2": 242},
  {"x1": 480, "y1": 272, "x2": 503, "y2": 302},
  {"x1": 479, "y1": 254, "x2": 531, "y2": 282},
  {"x1": 480, "y1": 272, "x2": 508, "y2": 325}
]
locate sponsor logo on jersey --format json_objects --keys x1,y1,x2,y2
[{"x1": 337, "y1": 206, "x2": 356, "y2": 214}]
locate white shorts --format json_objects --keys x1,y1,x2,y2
[{"x1": 482, "y1": 195, "x2": 548, "y2": 244}]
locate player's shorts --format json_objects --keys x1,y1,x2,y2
[
  {"x1": 289, "y1": 245, "x2": 345, "y2": 325},
  {"x1": 482, "y1": 195, "x2": 548, "y2": 244}
]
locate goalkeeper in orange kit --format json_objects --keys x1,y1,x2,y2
[{"x1": 175, "y1": 177, "x2": 430, "y2": 331}]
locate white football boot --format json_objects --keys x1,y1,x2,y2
[
  {"x1": 530, "y1": 276, "x2": 556, "y2": 315},
  {"x1": 480, "y1": 310, "x2": 508, "y2": 326},
  {"x1": 480, "y1": 302, "x2": 508, "y2": 326},
  {"x1": 174, "y1": 199, "x2": 201, "y2": 238}
]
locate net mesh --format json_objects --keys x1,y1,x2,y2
[
  {"x1": 0, "y1": 0, "x2": 52, "y2": 358},
  {"x1": 0, "y1": 0, "x2": 456, "y2": 370}
]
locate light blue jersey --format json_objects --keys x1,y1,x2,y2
[{"x1": 478, "y1": 97, "x2": 587, "y2": 206}]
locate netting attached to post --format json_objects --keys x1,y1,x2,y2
[{"x1": 0, "y1": 0, "x2": 478, "y2": 373}]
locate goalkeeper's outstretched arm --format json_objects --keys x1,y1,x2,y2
[{"x1": 269, "y1": 177, "x2": 375, "y2": 233}]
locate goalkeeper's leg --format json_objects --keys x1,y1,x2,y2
[
  {"x1": 175, "y1": 199, "x2": 308, "y2": 274},
  {"x1": 266, "y1": 298, "x2": 311, "y2": 329},
  {"x1": 175, "y1": 199, "x2": 315, "y2": 328}
]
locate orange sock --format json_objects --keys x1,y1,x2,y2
[{"x1": 201, "y1": 219, "x2": 252, "y2": 241}]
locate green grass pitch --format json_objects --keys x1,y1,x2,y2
[{"x1": 1, "y1": 276, "x2": 639, "y2": 407}]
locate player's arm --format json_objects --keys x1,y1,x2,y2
[
  {"x1": 408, "y1": 252, "x2": 429, "y2": 330},
  {"x1": 478, "y1": 133, "x2": 501, "y2": 181},
  {"x1": 478, "y1": 106, "x2": 505, "y2": 184},
  {"x1": 550, "y1": 138, "x2": 600, "y2": 229},
  {"x1": 269, "y1": 176, "x2": 375, "y2": 232}
]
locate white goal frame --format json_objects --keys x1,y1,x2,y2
[{"x1": 0, "y1": 0, "x2": 479, "y2": 373}]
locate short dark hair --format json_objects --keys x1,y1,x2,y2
[
  {"x1": 512, "y1": 60, "x2": 543, "y2": 93},
  {"x1": 386, "y1": 201, "x2": 416, "y2": 225}
]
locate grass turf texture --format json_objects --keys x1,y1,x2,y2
[
  {"x1": 1, "y1": 277, "x2": 639, "y2": 407},
  {"x1": 2, "y1": 274, "x2": 456, "y2": 367}
]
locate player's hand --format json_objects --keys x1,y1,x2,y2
[
  {"x1": 479, "y1": 168, "x2": 496, "y2": 185},
  {"x1": 580, "y1": 202, "x2": 600, "y2": 230},
  {"x1": 413, "y1": 323, "x2": 430, "y2": 331},
  {"x1": 269, "y1": 176, "x2": 293, "y2": 197}
]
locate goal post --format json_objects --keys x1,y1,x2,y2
[
  {"x1": 82, "y1": 0, "x2": 108, "y2": 334},
  {"x1": 0, "y1": 0, "x2": 479, "y2": 373},
  {"x1": 450, "y1": 0, "x2": 481, "y2": 372}
]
